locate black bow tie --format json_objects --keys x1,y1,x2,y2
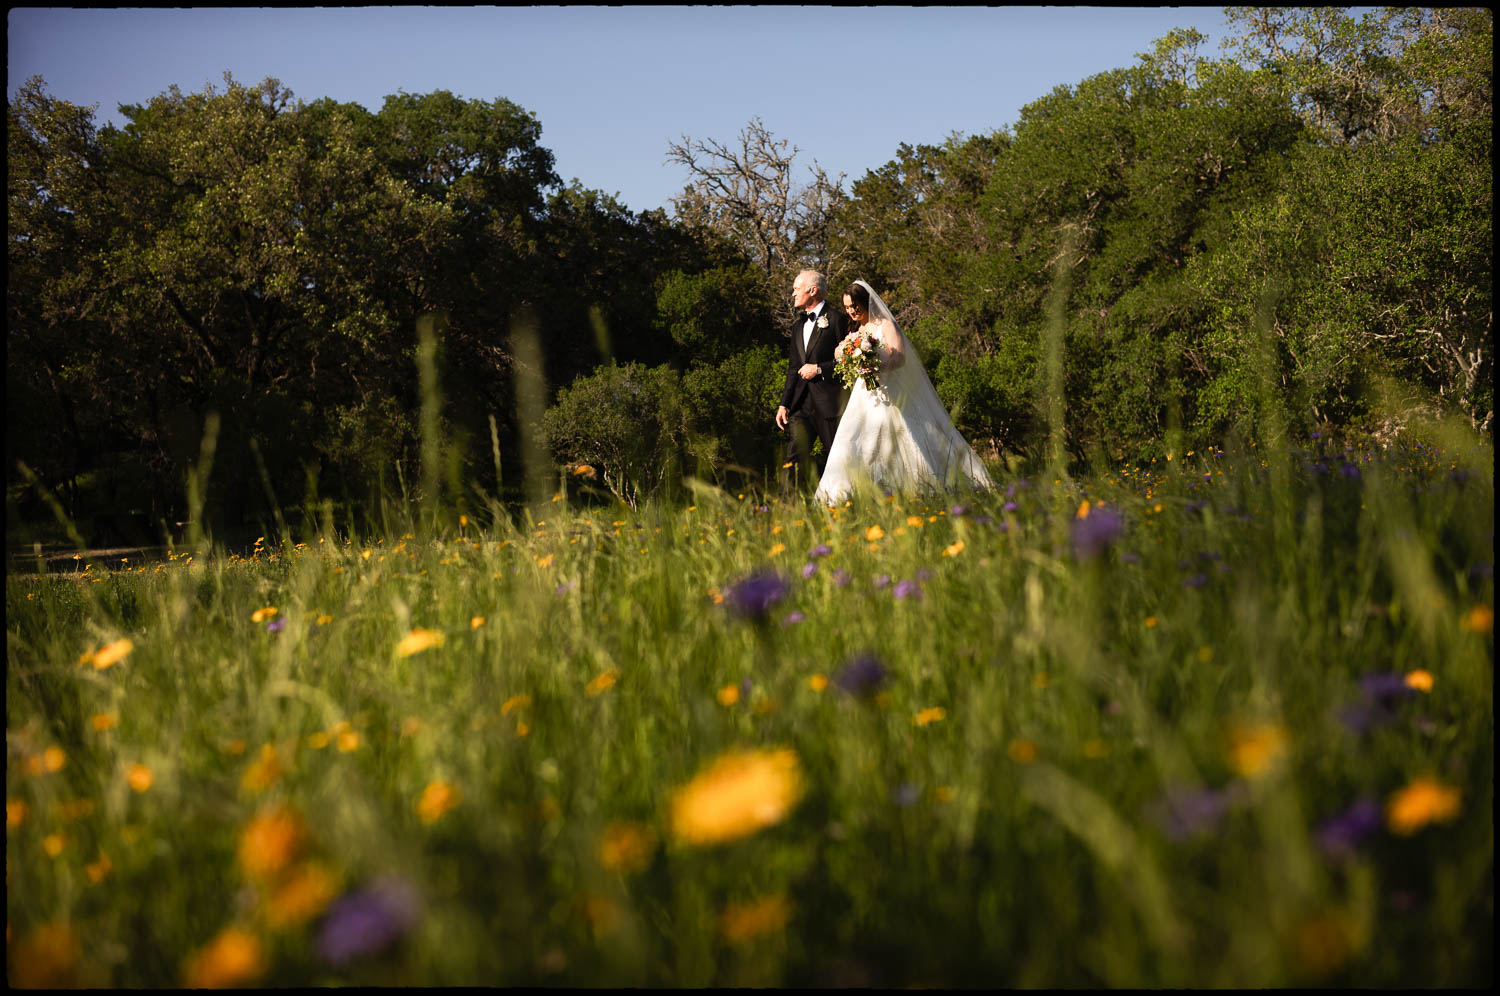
[{"x1": 805, "y1": 311, "x2": 819, "y2": 327}]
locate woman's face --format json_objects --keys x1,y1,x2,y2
[{"x1": 843, "y1": 295, "x2": 867, "y2": 324}]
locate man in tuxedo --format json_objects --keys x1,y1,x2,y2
[{"x1": 775, "y1": 269, "x2": 849, "y2": 493}]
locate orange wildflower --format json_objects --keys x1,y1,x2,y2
[
  {"x1": 721, "y1": 894, "x2": 792, "y2": 943},
  {"x1": 597, "y1": 821, "x2": 658, "y2": 874},
  {"x1": 669, "y1": 748, "x2": 804, "y2": 846},
  {"x1": 1386, "y1": 777, "x2": 1462, "y2": 835},
  {"x1": 238, "y1": 806, "x2": 305, "y2": 882},
  {"x1": 417, "y1": 780, "x2": 461, "y2": 825},
  {"x1": 183, "y1": 927, "x2": 265, "y2": 989}
]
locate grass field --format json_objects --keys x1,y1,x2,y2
[{"x1": 5, "y1": 428, "x2": 1493, "y2": 987}]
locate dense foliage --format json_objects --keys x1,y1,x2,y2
[{"x1": 7, "y1": 7, "x2": 1491, "y2": 540}]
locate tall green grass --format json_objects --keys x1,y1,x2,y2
[{"x1": 5, "y1": 426, "x2": 1493, "y2": 986}]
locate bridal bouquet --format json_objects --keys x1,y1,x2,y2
[{"x1": 834, "y1": 330, "x2": 881, "y2": 391}]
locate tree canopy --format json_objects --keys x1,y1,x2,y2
[{"x1": 8, "y1": 7, "x2": 1491, "y2": 539}]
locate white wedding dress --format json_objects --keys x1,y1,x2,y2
[{"x1": 815, "y1": 283, "x2": 993, "y2": 504}]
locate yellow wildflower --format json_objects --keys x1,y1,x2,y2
[
  {"x1": 88, "y1": 637, "x2": 134, "y2": 670},
  {"x1": 44, "y1": 833, "x2": 67, "y2": 857},
  {"x1": 500, "y1": 694, "x2": 532, "y2": 716},
  {"x1": 396, "y1": 628, "x2": 445, "y2": 657},
  {"x1": 240, "y1": 744, "x2": 284, "y2": 792},
  {"x1": 768, "y1": 542, "x2": 787, "y2": 556},
  {"x1": 865, "y1": 525, "x2": 885, "y2": 541},
  {"x1": 8, "y1": 798, "x2": 28, "y2": 829},
  {"x1": 316, "y1": 614, "x2": 333, "y2": 626},
  {"x1": 183, "y1": 927, "x2": 265, "y2": 989},
  {"x1": 470, "y1": 615, "x2": 486, "y2": 630},
  {"x1": 1076, "y1": 500, "x2": 1091, "y2": 519},
  {"x1": 585, "y1": 669, "x2": 619, "y2": 696},
  {"x1": 306, "y1": 731, "x2": 330, "y2": 749},
  {"x1": 1144, "y1": 616, "x2": 1158, "y2": 628},
  {"x1": 670, "y1": 748, "x2": 804, "y2": 846},
  {"x1": 597, "y1": 821, "x2": 658, "y2": 874},
  {"x1": 914, "y1": 707, "x2": 947, "y2": 727},
  {"x1": 1227, "y1": 722, "x2": 1287, "y2": 779},
  {"x1": 59, "y1": 799, "x2": 95, "y2": 822},
  {"x1": 91, "y1": 713, "x2": 118, "y2": 732},
  {"x1": 536, "y1": 553, "x2": 555, "y2": 568},
  {"x1": 1007, "y1": 739, "x2": 1038, "y2": 764},
  {"x1": 1386, "y1": 777, "x2": 1462, "y2": 835},
  {"x1": 906, "y1": 515, "x2": 924, "y2": 528},
  {"x1": 717, "y1": 684, "x2": 741, "y2": 706},
  {"x1": 417, "y1": 780, "x2": 461, "y2": 825},
  {"x1": 86, "y1": 852, "x2": 113, "y2": 884},
  {"x1": 43, "y1": 746, "x2": 67, "y2": 772},
  {"x1": 336, "y1": 730, "x2": 360, "y2": 753},
  {"x1": 943, "y1": 540, "x2": 965, "y2": 557},
  {"x1": 720, "y1": 893, "x2": 792, "y2": 944},
  {"x1": 807, "y1": 674, "x2": 828, "y2": 692},
  {"x1": 250, "y1": 607, "x2": 278, "y2": 623},
  {"x1": 581, "y1": 893, "x2": 623, "y2": 935}
]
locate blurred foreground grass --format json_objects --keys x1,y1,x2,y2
[{"x1": 6, "y1": 431, "x2": 1493, "y2": 986}]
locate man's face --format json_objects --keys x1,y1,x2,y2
[{"x1": 792, "y1": 276, "x2": 818, "y2": 311}]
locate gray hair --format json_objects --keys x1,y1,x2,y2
[{"x1": 797, "y1": 269, "x2": 827, "y2": 298}]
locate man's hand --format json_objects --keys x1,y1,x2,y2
[
  {"x1": 775, "y1": 406, "x2": 788, "y2": 431},
  {"x1": 798, "y1": 363, "x2": 820, "y2": 380}
]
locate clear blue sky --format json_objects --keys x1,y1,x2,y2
[{"x1": 9, "y1": 6, "x2": 1232, "y2": 214}]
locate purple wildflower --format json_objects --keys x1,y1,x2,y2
[
  {"x1": 554, "y1": 581, "x2": 577, "y2": 595},
  {"x1": 893, "y1": 580, "x2": 922, "y2": 601},
  {"x1": 1183, "y1": 573, "x2": 1209, "y2": 589},
  {"x1": 316, "y1": 876, "x2": 422, "y2": 966},
  {"x1": 835, "y1": 655, "x2": 889, "y2": 700},
  {"x1": 1121, "y1": 551, "x2": 1141, "y2": 564},
  {"x1": 801, "y1": 562, "x2": 818, "y2": 579},
  {"x1": 1359, "y1": 672, "x2": 1416, "y2": 706},
  {"x1": 809, "y1": 544, "x2": 833, "y2": 559},
  {"x1": 949, "y1": 504, "x2": 968, "y2": 517},
  {"x1": 1146, "y1": 784, "x2": 1245, "y2": 841},
  {"x1": 724, "y1": 570, "x2": 790, "y2": 623},
  {"x1": 893, "y1": 783, "x2": 920, "y2": 807},
  {"x1": 1316, "y1": 799, "x2": 1382, "y2": 859},
  {"x1": 1071, "y1": 506, "x2": 1125, "y2": 560},
  {"x1": 832, "y1": 569, "x2": 851, "y2": 588},
  {"x1": 1003, "y1": 501, "x2": 1019, "y2": 514},
  {"x1": 782, "y1": 610, "x2": 806, "y2": 626},
  {"x1": 1337, "y1": 702, "x2": 1384, "y2": 734},
  {"x1": 873, "y1": 574, "x2": 892, "y2": 589},
  {"x1": 915, "y1": 568, "x2": 933, "y2": 582},
  {"x1": 265, "y1": 619, "x2": 286, "y2": 634}
]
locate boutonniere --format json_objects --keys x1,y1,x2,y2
[{"x1": 816, "y1": 316, "x2": 829, "y2": 329}]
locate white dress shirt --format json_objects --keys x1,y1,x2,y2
[{"x1": 803, "y1": 303, "x2": 822, "y2": 353}]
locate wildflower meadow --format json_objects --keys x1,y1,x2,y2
[{"x1": 6, "y1": 426, "x2": 1493, "y2": 987}]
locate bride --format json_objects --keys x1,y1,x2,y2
[{"x1": 815, "y1": 280, "x2": 993, "y2": 504}]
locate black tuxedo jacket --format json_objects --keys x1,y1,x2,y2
[{"x1": 779, "y1": 302, "x2": 850, "y2": 421}]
